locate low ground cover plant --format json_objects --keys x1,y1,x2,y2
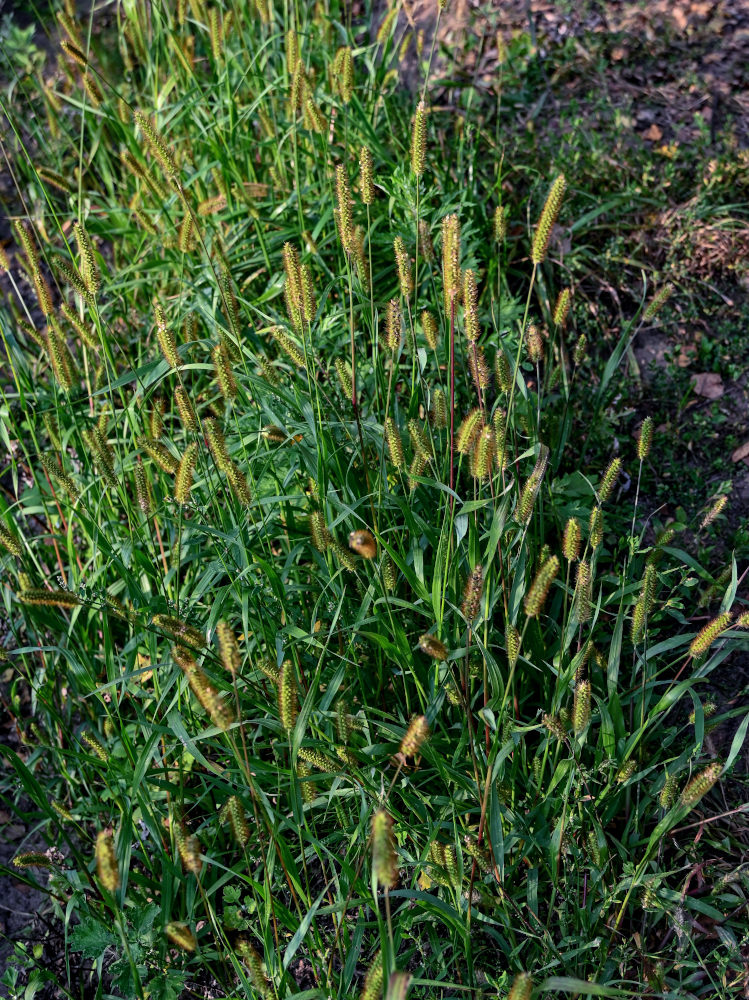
[{"x1": 1, "y1": 2, "x2": 747, "y2": 998}]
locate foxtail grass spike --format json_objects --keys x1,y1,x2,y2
[
  {"x1": 217, "y1": 621, "x2": 240, "y2": 674},
  {"x1": 598, "y1": 457, "x2": 621, "y2": 504},
  {"x1": 589, "y1": 507, "x2": 603, "y2": 549},
  {"x1": 468, "y1": 345, "x2": 490, "y2": 393},
  {"x1": 385, "y1": 299, "x2": 402, "y2": 352},
  {"x1": 175, "y1": 821, "x2": 203, "y2": 875},
  {"x1": 576, "y1": 560, "x2": 592, "y2": 623},
  {"x1": 384, "y1": 417, "x2": 405, "y2": 469},
  {"x1": 73, "y1": 222, "x2": 100, "y2": 297},
  {"x1": 95, "y1": 830, "x2": 120, "y2": 891},
  {"x1": 573, "y1": 679, "x2": 591, "y2": 733},
  {"x1": 0, "y1": 525, "x2": 22, "y2": 557},
  {"x1": 659, "y1": 772, "x2": 678, "y2": 809},
  {"x1": 430, "y1": 388, "x2": 448, "y2": 428},
  {"x1": 680, "y1": 762, "x2": 722, "y2": 808},
  {"x1": 410, "y1": 101, "x2": 427, "y2": 177},
  {"x1": 359, "y1": 951, "x2": 383, "y2": 1000},
  {"x1": 524, "y1": 556, "x2": 560, "y2": 618},
  {"x1": 531, "y1": 173, "x2": 566, "y2": 264},
  {"x1": 690, "y1": 612, "x2": 732, "y2": 658},
  {"x1": 456, "y1": 408, "x2": 482, "y2": 455},
  {"x1": 335, "y1": 165, "x2": 354, "y2": 255},
  {"x1": 140, "y1": 439, "x2": 178, "y2": 474},
  {"x1": 563, "y1": 518, "x2": 581, "y2": 562},
  {"x1": 166, "y1": 922, "x2": 197, "y2": 952},
  {"x1": 134, "y1": 111, "x2": 179, "y2": 180},
  {"x1": 419, "y1": 634, "x2": 448, "y2": 660},
  {"x1": 526, "y1": 324, "x2": 544, "y2": 363},
  {"x1": 553, "y1": 288, "x2": 571, "y2": 326},
  {"x1": 278, "y1": 660, "x2": 298, "y2": 733},
  {"x1": 394, "y1": 237, "x2": 413, "y2": 297},
  {"x1": 441, "y1": 214, "x2": 461, "y2": 310},
  {"x1": 422, "y1": 310, "x2": 439, "y2": 349},
  {"x1": 213, "y1": 341, "x2": 237, "y2": 400},
  {"x1": 175, "y1": 385, "x2": 198, "y2": 431},
  {"x1": 400, "y1": 715, "x2": 429, "y2": 757},
  {"x1": 154, "y1": 304, "x2": 180, "y2": 369},
  {"x1": 643, "y1": 283, "x2": 673, "y2": 321},
  {"x1": 18, "y1": 588, "x2": 79, "y2": 608},
  {"x1": 359, "y1": 146, "x2": 375, "y2": 205},
  {"x1": 463, "y1": 269, "x2": 479, "y2": 342},
  {"x1": 174, "y1": 645, "x2": 234, "y2": 730},
  {"x1": 470, "y1": 425, "x2": 495, "y2": 480},
  {"x1": 174, "y1": 442, "x2": 198, "y2": 504},
  {"x1": 637, "y1": 416, "x2": 653, "y2": 461},
  {"x1": 493, "y1": 203, "x2": 507, "y2": 242},
  {"x1": 700, "y1": 495, "x2": 727, "y2": 530},
  {"x1": 461, "y1": 565, "x2": 484, "y2": 621},
  {"x1": 506, "y1": 624, "x2": 521, "y2": 668},
  {"x1": 371, "y1": 809, "x2": 398, "y2": 889},
  {"x1": 508, "y1": 973, "x2": 533, "y2": 1000}
]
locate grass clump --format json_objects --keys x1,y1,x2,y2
[{"x1": 0, "y1": 2, "x2": 747, "y2": 998}]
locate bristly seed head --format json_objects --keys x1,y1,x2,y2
[
  {"x1": 371, "y1": 809, "x2": 398, "y2": 889},
  {"x1": 95, "y1": 830, "x2": 120, "y2": 892},
  {"x1": 531, "y1": 173, "x2": 566, "y2": 265},
  {"x1": 689, "y1": 611, "x2": 732, "y2": 658},
  {"x1": 637, "y1": 416, "x2": 654, "y2": 461},
  {"x1": 419, "y1": 634, "x2": 448, "y2": 660},
  {"x1": 410, "y1": 100, "x2": 428, "y2": 177},
  {"x1": 359, "y1": 146, "x2": 375, "y2": 205},
  {"x1": 400, "y1": 715, "x2": 429, "y2": 757},
  {"x1": 524, "y1": 555, "x2": 560, "y2": 618},
  {"x1": 461, "y1": 565, "x2": 484, "y2": 621},
  {"x1": 598, "y1": 457, "x2": 621, "y2": 504},
  {"x1": 563, "y1": 518, "x2": 581, "y2": 562}
]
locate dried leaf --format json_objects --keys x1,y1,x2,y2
[
  {"x1": 691, "y1": 372, "x2": 724, "y2": 399},
  {"x1": 731, "y1": 441, "x2": 749, "y2": 464},
  {"x1": 642, "y1": 124, "x2": 664, "y2": 142}
]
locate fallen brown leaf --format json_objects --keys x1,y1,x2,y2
[
  {"x1": 691, "y1": 372, "x2": 724, "y2": 399},
  {"x1": 642, "y1": 123, "x2": 663, "y2": 142},
  {"x1": 731, "y1": 441, "x2": 749, "y2": 464}
]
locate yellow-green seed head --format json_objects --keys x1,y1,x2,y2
[
  {"x1": 553, "y1": 287, "x2": 571, "y2": 327},
  {"x1": 643, "y1": 283, "x2": 673, "y2": 321},
  {"x1": 524, "y1": 555, "x2": 560, "y2": 618},
  {"x1": 400, "y1": 715, "x2": 429, "y2": 757},
  {"x1": 410, "y1": 100, "x2": 428, "y2": 177},
  {"x1": 359, "y1": 146, "x2": 375, "y2": 205},
  {"x1": 456, "y1": 408, "x2": 483, "y2": 455},
  {"x1": 384, "y1": 417, "x2": 406, "y2": 469},
  {"x1": 531, "y1": 173, "x2": 566, "y2": 265},
  {"x1": 573, "y1": 679, "x2": 591, "y2": 733},
  {"x1": 563, "y1": 518, "x2": 581, "y2": 562},
  {"x1": 421, "y1": 310, "x2": 439, "y2": 349},
  {"x1": 598, "y1": 457, "x2": 621, "y2": 504},
  {"x1": 174, "y1": 442, "x2": 198, "y2": 504},
  {"x1": 359, "y1": 950, "x2": 383, "y2": 1000},
  {"x1": 394, "y1": 236, "x2": 413, "y2": 297},
  {"x1": 430, "y1": 387, "x2": 448, "y2": 429},
  {"x1": 371, "y1": 809, "x2": 398, "y2": 889},
  {"x1": 689, "y1": 611, "x2": 732, "y2": 658},
  {"x1": 637, "y1": 416, "x2": 653, "y2": 461},
  {"x1": 680, "y1": 762, "x2": 722, "y2": 808},
  {"x1": 419, "y1": 634, "x2": 448, "y2": 660},
  {"x1": 508, "y1": 972, "x2": 533, "y2": 1000},
  {"x1": 462, "y1": 565, "x2": 484, "y2": 621},
  {"x1": 95, "y1": 830, "x2": 120, "y2": 891},
  {"x1": 278, "y1": 660, "x2": 298, "y2": 733},
  {"x1": 166, "y1": 922, "x2": 197, "y2": 952}
]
